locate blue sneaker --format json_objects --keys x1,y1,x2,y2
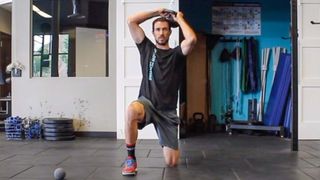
[{"x1": 122, "y1": 156, "x2": 137, "y2": 176}]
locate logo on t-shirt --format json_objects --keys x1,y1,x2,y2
[{"x1": 148, "y1": 48, "x2": 157, "y2": 81}]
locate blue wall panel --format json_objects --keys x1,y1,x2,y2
[{"x1": 181, "y1": 0, "x2": 291, "y2": 124}]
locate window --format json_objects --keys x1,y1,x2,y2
[{"x1": 32, "y1": 0, "x2": 109, "y2": 77}]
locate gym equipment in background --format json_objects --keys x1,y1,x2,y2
[
  {"x1": 283, "y1": 92, "x2": 292, "y2": 138},
  {"x1": 248, "y1": 99, "x2": 257, "y2": 122},
  {"x1": 241, "y1": 38, "x2": 259, "y2": 93},
  {"x1": 4, "y1": 116, "x2": 23, "y2": 140},
  {"x1": 54, "y1": 167, "x2": 66, "y2": 180},
  {"x1": 226, "y1": 53, "x2": 291, "y2": 137},
  {"x1": 23, "y1": 118, "x2": 41, "y2": 139},
  {"x1": 234, "y1": 40, "x2": 242, "y2": 114},
  {"x1": 192, "y1": 112, "x2": 205, "y2": 133},
  {"x1": 42, "y1": 118, "x2": 75, "y2": 141},
  {"x1": 257, "y1": 48, "x2": 270, "y2": 122},
  {"x1": 264, "y1": 53, "x2": 291, "y2": 127}
]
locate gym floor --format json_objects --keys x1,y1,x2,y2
[{"x1": 0, "y1": 132, "x2": 319, "y2": 180}]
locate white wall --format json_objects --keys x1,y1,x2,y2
[
  {"x1": 0, "y1": 7, "x2": 11, "y2": 34},
  {"x1": 12, "y1": 0, "x2": 117, "y2": 132}
]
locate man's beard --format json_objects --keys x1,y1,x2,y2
[{"x1": 156, "y1": 38, "x2": 169, "y2": 46}]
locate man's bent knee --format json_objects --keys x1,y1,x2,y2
[
  {"x1": 165, "y1": 158, "x2": 179, "y2": 167},
  {"x1": 126, "y1": 101, "x2": 145, "y2": 122},
  {"x1": 163, "y1": 146, "x2": 180, "y2": 167}
]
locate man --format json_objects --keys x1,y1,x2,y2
[{"x1": 122, "y1": 8, "x2": 197, "y2": 176}]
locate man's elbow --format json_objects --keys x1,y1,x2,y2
[
  {"x1": 187, "y1": 36, "x2": 197, "y2": 48},
  {"x1": 127, "y1": 16, "x2": 132, "y2": 25},
  {"x1": 127, "y1": 16, "x2": 136, "y2": 25},
  {"x1": 190, "y1": 36, "x2": 197, "y2": 46}
]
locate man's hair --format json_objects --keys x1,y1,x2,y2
[{"x1": 152, "y1": 17, "x2": 171, "y2": 32}]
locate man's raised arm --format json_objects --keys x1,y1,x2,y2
[
  {"x1": 174, "y1": 12, "x2": 197, "y2": 55},
  {"x1": 127, "y1": 8, "x2": 165, "y2": 44}
]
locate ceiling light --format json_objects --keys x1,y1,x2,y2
[
  {"x1": 0, "y1": 0, "x2": 12, "y2": 5},
  {"x1": 33, "y1": 5, "x2": 52, "y2": 18}
]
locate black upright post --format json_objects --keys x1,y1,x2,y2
[
  {"x1": 67, "y1": 30, "x2": 75, "y2": 77},
  {"x1": 291, "y1": 0, "x2": 298, "y2": 151},
  {"x1": 51, "y1": 0, "x2": 60, "y2": 77}
]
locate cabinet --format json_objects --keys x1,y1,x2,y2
[
  {"x1": 0, "y1": 32, "x2": 11, "y2": 131},
  {"x1": 298, "y1": 0, "x2": 320, "y2": 139},
  {"x1": 0, "y1": 97, "x2": 11, "y2": 131},
  {"x1": 186, "y1": 33, "x2": 209, "y2": 127}
]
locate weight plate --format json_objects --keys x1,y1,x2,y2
[
  {"x1": 44, "y1": 135, "x2": 75, "y2": 141},
  {"x1": 43, "y1": 132, "x2": 74, "y2": 137},
  {"x1": 43, "y1": 127, "x2": 74, "y2": 133},
  {"x1": 43, "y1": 123, "x2": 74, "y2": 129},
  {"x1": 43, "y1": 118, "x2": 73, "y2": 124}
]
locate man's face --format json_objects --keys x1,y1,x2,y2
[{"x1": 153, "y1": 21, "x2": 171, "y2": 46}]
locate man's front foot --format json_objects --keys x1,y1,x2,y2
[{"x1": 122, "y1": 156, "x2": 137, "y2": 176}]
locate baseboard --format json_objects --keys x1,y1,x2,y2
[
  {"x1": 74, "y1": 131, "x2": 116, "y2": 138},
  {"x1": 0, "y1": 130, "x2": 117, "y2": 138}
]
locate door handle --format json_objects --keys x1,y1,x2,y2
[{"x1": 310, "y1": 21, "x2": 320, "y2": 25}]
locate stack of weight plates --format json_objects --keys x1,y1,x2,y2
[{"x1": 42, "y1": 118, "x2": 75, "y2": 141}]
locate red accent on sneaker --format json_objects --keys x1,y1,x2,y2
[{"x1": 122, "y1": 156, "x2": 137, "y2": 176}]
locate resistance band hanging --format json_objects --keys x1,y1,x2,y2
[
  {"x1": 258, "y1": 48, "x2": 270, "y2": 122},
  {"x1": 234, "y1": 40, "x2": 242, "y2": 114},
  {"x1": 241, "y1": 38, "x2": 259, "y2": 93},
  {"x1": 218, "y1": 41, "x2": 234, "y2": 113}
]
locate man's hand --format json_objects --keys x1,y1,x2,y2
[
  {"x1": 172, "y1": 11, "x2": 183, "y2": 22},
  {"x1": 158, "y1": 8, "x2": 168, "y2": 17},
  {"x1": 161, "y1": 9, "x2": 179, "y2": 28}
]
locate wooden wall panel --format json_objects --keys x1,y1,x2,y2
[{"x1": 186, "y1": 33, "x2": 208, "y2": 125}]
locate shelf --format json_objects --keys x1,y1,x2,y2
[{"x1": 226, "y1": 121, "x2": 284, "y2": 137}]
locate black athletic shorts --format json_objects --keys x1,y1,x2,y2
[{"x1": 135, "y1": 96, "x2": 180, "y2": 150}]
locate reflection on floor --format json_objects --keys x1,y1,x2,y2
[{"x1": 0, "y1": 132, "x2": 319, "y2": 180}]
